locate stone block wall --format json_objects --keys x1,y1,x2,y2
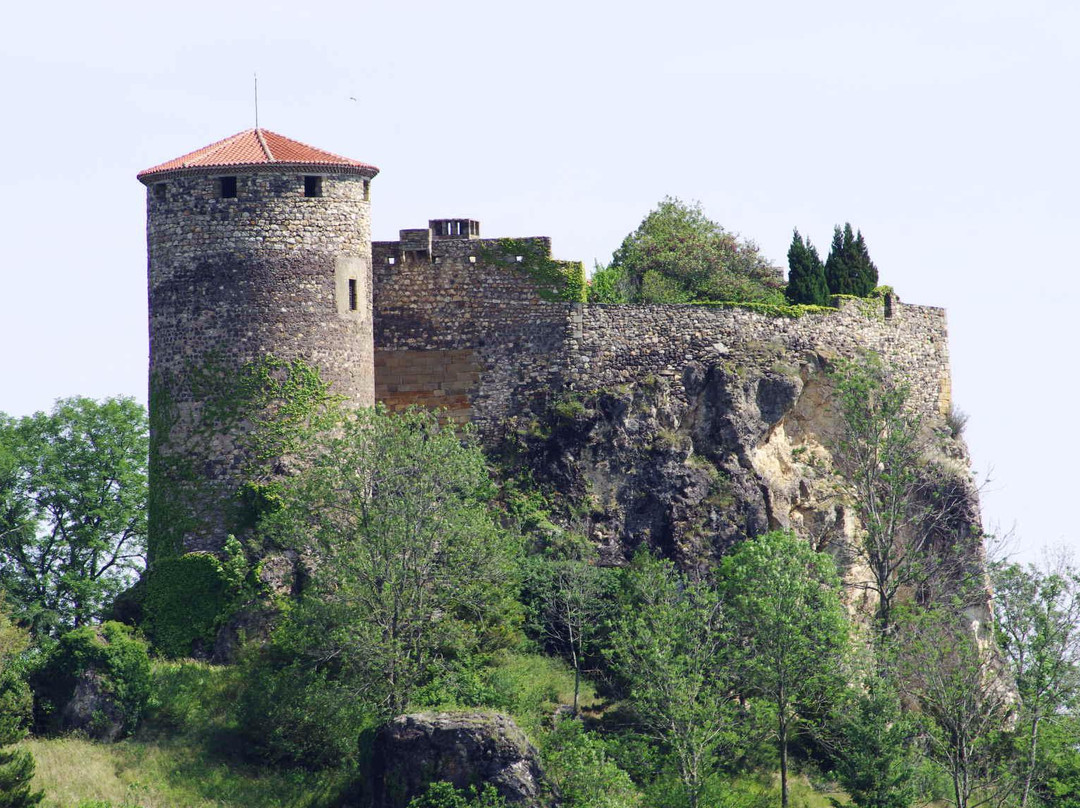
[
  {"x1": 146, "y1": 170, "x2": 376, "y2": 557},
  {"x1": 373, "y1": 229, "x2": 573, "y2": 426},
  {"x1": 564, "y1": 297, "x2": 951, "y2": 419},
  {"x1": 372, "y1": 243, "x2": 952, "y2": 441}
]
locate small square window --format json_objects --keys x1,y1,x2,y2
[
  {"x1": 304, "y1": 176, "x2": 323, "y2": 197},
  {"x1": 219, "y1": 176, "x2": 237, "y2": 198},
  {"x1": 387, "y1": 256, "x2": 396, "y2": 265},
  {"x1": 154, "y1": 183, "x2": 167, "y2": 201},
  {"x1": 468, "y1": 256, "x2": 476, "y2": 263}
]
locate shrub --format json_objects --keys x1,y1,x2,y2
[
  {"x1": 945, "y1": 405, "x2": 969, "y2": 439},
  {"x1": 408, "y1": 781, "x2": 507, "y2": 808},
  {"x1": 234, "y1": 651, "x2": 375, "y2": 768},
  {"x1": 32, "y1": 621, "x2": 151, "y2": 738}
]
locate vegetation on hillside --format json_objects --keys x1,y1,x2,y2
[{"x1": 2, "y1": 350, "x2": 1078, "y2": 808}]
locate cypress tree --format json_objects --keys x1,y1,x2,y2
[
  {"x1": 785, "y1": 229, "x2": 829, "y2": 305},
  {"x1": 852, "y1": 229, "x2": 879, "y2": 296},
  {"x1": 825, "y1": 223, "x2": 878, "y2": 297},
  {"x1": 825, "y1": 224, "x2": 855, "y2": 295}
]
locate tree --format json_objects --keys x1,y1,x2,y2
[
  {"x1": 608, "y1": 198, "x2": 784, "y2": 305},
  {"x1": 542, "y1": 719, "x2": 641, "y2": 808},
  {"x1": 718, "y1": 531, "x2": 849, "y2": 808},
  {"x1": 587, "y1": 261, "x2": 631, "y2": 304},
  {"x1": 259, "y1": 406, "x2": 521, "y2": 719},
  {"x1": 830, "y1": 677, "x2": 918, "y2": 808},
  {"x1": 0, "y1": 600, "x2": 42, "y2": 808},
  {"x1": 0, "y1": 397, "x2": 148, "y2": 635},
  {"x1": 830, "y1": 353, "x2": 970, "y2": 641},
  {"x1": 824, "y1": 223, "x2": 878, "y2": 297},
  {"x1": 524, "y1": 538, "x2": 610, "y2": 715},
  {"x1": 894, "y1": 607, "x2": 1014, "y2": 808},
  {"x1": 992, "y1": 557, "x2": 1080, "y2": 807},
  {"x1": 605, "y1": 553, "x2": 738, "y2": 808},
  {"x1": 784, "y1": 229, "x2": 829, "y2": 306}
]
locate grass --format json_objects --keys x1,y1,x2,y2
[
  {"x1": 25, "y1": 735, "x2": 352, "y2": 808},
  {"x1": 23, "y1": 659, "x2": 355, "y2": 808}
]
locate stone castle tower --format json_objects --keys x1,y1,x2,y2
[{"x1": 138, "y1": 128, "x2": 379, "y2": 560}]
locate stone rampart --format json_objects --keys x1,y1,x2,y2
[{"x1": 372, "y1": 240, "x2": 951, "y2": 439}]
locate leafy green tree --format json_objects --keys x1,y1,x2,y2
[
  {"x1": 992, "y1": 557, "x2": 1080, "y2": 807},
  {"x1": 608, "y1": 198, "x2": 784, "y2": 304},
  {"x1": 587, "y1": 261, "x2": 631, "y2": 304},
  {"x1": 605, "y1": 553, "x2": 738, "y2": 808},
  {"x1": 824, "y1": 223, "x2": 878, "y2": 297},
  {"x1": 0, "y1": 600, "x2": 41, "y2": 808},
  {"x1": 257, "y1": 406, "x2": 521, "y2": 720},
  {"x1": 830, "y1": 678, "x2": 918, "y2": 808},
  {"x1": 523, "y1": 537, "x2": 610, "y2": 715},
  {"x1": 830, "y1": 353, "x2": 970, "y2": 642},
  {"x1": 784, "y1": 229, "x2": 829, "y2": 306},
  {"x1": 719, "y1": 531, "x2": 849, "y2": 808},
  {"x1": 0, "y1": 397, "x2": 147, "y2": 634},
  {"x1": 895, "y1": 607, "x2": 1015, "y2": 808},
  {"x1": 542, "y1": 719, "x2": 641, "y2": 808}
]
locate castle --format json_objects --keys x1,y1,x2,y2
[{"x1": 139, "y1": 128, "x2": 954, "y2": 560}]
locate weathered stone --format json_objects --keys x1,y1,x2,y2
[
  {"x1": 372, "y1": 711, "x2": 546, "y2": 808},
  {"x1": 61, "y1": 670, "x2": 127, "y2": 743}
]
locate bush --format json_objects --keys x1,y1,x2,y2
[
  {"x1": 407, "y1": 781, "x2": 507, "y2": 808},
  {"x1": 31, "y1": 621, "x2": 151, "y2": 738},
  {"x1": 234, "y1": 650, "x2": 375, "y2": 768}
]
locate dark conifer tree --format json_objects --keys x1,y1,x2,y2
[
  {"x1": 852, "y1": 229, "x2": 879, "y2": 296},
  {"x1": 825, "y1": 223, "x2": 878, "y2": 296},
  {"x1": 785, "y1": 229, "x2": 829, "y2": 305}
]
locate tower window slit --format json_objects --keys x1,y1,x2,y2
[{"x1": 348, "y1": 279, "x2": 358, "y2": 311}]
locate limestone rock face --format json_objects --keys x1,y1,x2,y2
[
  {"x1": 506, "y1": 347, "x2": 983, "y2": 596},
  {"x1": 373, "y1": 711, "x2": 546, "y2": 807}
]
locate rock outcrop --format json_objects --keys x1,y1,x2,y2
[
  {"x1": 502, "y1": 346, "x2": 984, "y2": 600},
  {"x1": 373, "y1": 711, "x2": 546, "y2": 808}
]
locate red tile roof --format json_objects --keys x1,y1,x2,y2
[{"x1": 138, "y1": 129, "x2": 378, "y2": 182}]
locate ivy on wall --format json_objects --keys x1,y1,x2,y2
[
  {"x1": 149, "y1": 354, "x2": 343, "y2": 560},
  {"x1": 478, "y1": 238, "x2": 587, "y2": 303}
]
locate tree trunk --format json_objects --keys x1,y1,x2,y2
[
  {"x1": 1021, "y1": 715, "x2": 1041, "y2": 808},
  {"x1": 780, "y1": 718, "x2": 789, "y2": 808}
]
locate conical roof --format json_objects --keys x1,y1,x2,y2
[{"x1": 138, "y1": 128, "x2": 378, "y2": 183}]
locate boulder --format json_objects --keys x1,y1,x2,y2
[
  {"x1": 373, "y1": 711, "x2": 546, "y2": 807},
  {"x1": 60, "y1": 669, "x2": 126, "y2": 742}
]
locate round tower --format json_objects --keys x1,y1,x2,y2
[{"x1": 138, "y1": 128, "x2": 379, "y2": 560}]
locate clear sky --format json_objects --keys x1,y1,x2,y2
[{"x1": 2, "y1": 0, "x2": 1075, "y2": 562}]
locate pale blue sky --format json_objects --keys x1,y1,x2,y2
[{"x1": 2, "y1": 0, "x2": 1076, "y2": 561}]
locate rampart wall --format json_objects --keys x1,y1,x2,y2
[
  {"x1": 373, "y1": 233, "x2": 571, "y2": 423},
  {"x1": 371, "y1": 229, "x2": 950, "y2": 440}
]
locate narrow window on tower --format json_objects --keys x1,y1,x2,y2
[
  {"x1": 154, "y1": 183, "x2": 167, "y2": 201},
  {"x1": 363, "y1": 179, "x2": 370, "y2": 201},
  {"x1": 348, "y1": 279, "x2": 358, "y2": 311},
  {"x1": 304, "y1": 176, "x2": 323, "y2": 197},
  {"x1": 219, "y1": 176, "x2": 237, "y2": 198}
]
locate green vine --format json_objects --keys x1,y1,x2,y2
[
  {"x1": 694, "y1": 300, "x2": 838, "y2": 318},
  {"x1": 478, "y1": 238, "x2": 587, "y2": 303},
  {"x1": 149, "y1": 355, "x2": 342, "y2": 563}
]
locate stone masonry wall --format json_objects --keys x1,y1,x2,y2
[
  {"x1": 373, "y1": 234, "x2": 571, "y2": 424},
  {"x1": 565, "y1": 297, "x2": 951, "y2": 418},
  {"x1": 146, "y1": 170, "x2": 375, "y2": 557},
  {"x1": 373, "y1": 261, "x2": 951, "y2": 442}
]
